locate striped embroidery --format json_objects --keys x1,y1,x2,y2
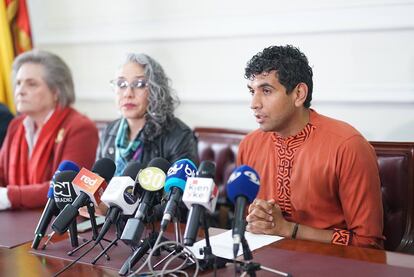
[{"x1": 273, "y1": 124, "x2": 314, "y2": 217}]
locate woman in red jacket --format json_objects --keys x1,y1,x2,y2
[{"x1": 0, "y1": 50, "x2": 99, "y2": 210}]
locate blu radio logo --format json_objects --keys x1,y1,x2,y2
[{"x1": 167, "y1": 160, "x2": 196, "y2": 178}]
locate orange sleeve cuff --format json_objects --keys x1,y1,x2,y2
[{"x1": 331, "y1": 228, "x2": 353, "y2": 246}]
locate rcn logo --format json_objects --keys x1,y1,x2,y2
[
  {"x1": 80, "y1": 175, "x2": 98, "y2": 187},
  {"x1": 54, "y1": 181, "x2": 73, "y2": 198}
]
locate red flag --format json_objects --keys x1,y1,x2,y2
[{"x1": 6, "y1": 0, "x2": 32, "y2": 55}]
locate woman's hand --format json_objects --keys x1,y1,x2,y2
[{"x1": 0, "y1": 187, "x2": 11, "y2": 211}]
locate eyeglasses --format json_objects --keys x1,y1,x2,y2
[{"x1": 110, "y1": 79, "x2": 148, "y2": 92}]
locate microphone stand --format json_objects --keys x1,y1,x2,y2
[
  {"x1": 238, "y1": 236, "x2": 291, "y2": 277},
  {"x1": 90, "y1": 213, "x2": 123, "y2": 264},
  {"x1": 68, "y1": 220, "x2": 79, "y2": 247},
  {"x1": 189, "y1": 210, "x2": 227, "y2": 272},
  {"x1": 151, "y1": 218, "x2": 194, "y2": 269},
  {"x1": 67, "y1": 200, "x2": 111, "y2": 260},
  {"x1": 238, "y1": 236, "x2": 255, "y2": 276},
  {"x1": 118, "y1": 221, "x2": 162, "y2": 276},
  {"x1": 118, "y1": 212, "x2": 186, "y2": 276},
  {"x1": 41, "y1": 218, "x2": 79, "y2": 250}
]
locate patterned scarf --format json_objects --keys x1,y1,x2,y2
[{"x1": 114, "y1": 118, "x2": 143, "y2": 176}]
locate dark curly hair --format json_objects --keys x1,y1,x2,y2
[{"x1": 245, "y1": 45, "x2": 313, "y2": 108}]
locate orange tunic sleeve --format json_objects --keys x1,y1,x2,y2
[{"x1": 335, "y1": 135, "x2": 384, "y2": 248}]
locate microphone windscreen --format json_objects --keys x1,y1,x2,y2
[
  {"x1": 47, "y1": 160, "x2": 80, "y2": 199},
  {"x1": 122, "y1": 161, "x2": 144, "y2": 179},
  {"x1": 147, "y1": 157, "x2": 171, "y2": 173},
  {"x1": 54, "y1": 170, "x2": 79, "y2": 210},
  {"x1": 164, "y1": 159, "x2": 197, "y2": 193},
  {"x1": 57, "y1": 160, "x2": 80, "y2": 172},
  {"x1": 92, "y1": 158, "x2": 116, "y2": 182},
  {"x1": 197, "y1": 160, "x2": 215, "y2": 178},
  {"x1": 227, "y1": 165, "x2": 260, "y2": 204}
]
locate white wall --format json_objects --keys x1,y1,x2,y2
[{"x1": 27, "y1": 0, "x2": 414, "y2": 141}]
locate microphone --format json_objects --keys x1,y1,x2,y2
[
  {"x1": 54, "y1": 171, "x2": 79, "y2": 210},
  {"x1": 95, "y1": 161, "x2": 144, "y2": 244},
  {"x1": 31, "y1": 160, "x2": 80, "y2": 249},
  {"x1": 53, "y1": 170, "x2": 80, "y2": 247},
  {"x1": 160, "y1": 158, "x2": 197, "y2": 232},
  {"x1": 227, "y1": 165, "x2": 260, "y2": 258},
  {"x1": 120, "y1": 157, "x2": 171, "y2": 245},
  {"x1": 183, "y1": 160, "x2": 218, "y2": 246},
  {"x1": 51, "y1": 158, "x2": 116, "y2": 234}
]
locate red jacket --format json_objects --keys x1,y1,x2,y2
[{"x1": 0, "y1": 108, "x2": 99, "y2": 209}]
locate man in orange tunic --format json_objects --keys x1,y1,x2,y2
[{"x1": 239, "y1": 45, "x2": 384, "y2": 248}]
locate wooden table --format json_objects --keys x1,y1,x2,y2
[
  {"x1": 0, "y1": 208, "x2": 413, "y2": 276},
  {"x1": 1, "y1": 232, "x2": 414, "y2": 276}
]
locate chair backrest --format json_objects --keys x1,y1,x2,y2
[
  {"x1": 193, "y1": 127, "x2": 248, "y2": 227},
  {"x1": 193, "y1": 127, "x2": 247, "y2": 204},
  {"x1": 95, "y1": 120, "x2": 111, "y2": 138},
  {"x1": 371, "y1": 141, "x2": 414, "y2": 253},
  {"x1": 194, "y1": 126, "x2": 414, "y2": 253}
]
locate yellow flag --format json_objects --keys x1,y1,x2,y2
[{"x1": 0, "y1": 0, "x2": 15, "y2": 113}]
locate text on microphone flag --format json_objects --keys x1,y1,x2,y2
[
  {"x1": 72, "y1": 167, "x2": 108, "y2": 205},
  {"x1": 227, "y1": 165, "x2": 260, "y2": 205},
  {"x1": 227, "y1": 167, "x2": 260, "y2": 186},
  {"x1": 167, "y1": 159, "x2": 197, "y2": 178},
  {"x1": 73, "y1": 168, "x2": 105, "y2": 192},
  {"x1": 138, "y1": 166, "x2": 166, "y2": 191},
  {"x1": 182, "y1": 177, "x2": 216, "y2": 205},
  {"x1": 54, "y1": 181, "x2": 73, "y2": 198}
]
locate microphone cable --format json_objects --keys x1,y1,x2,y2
[
  {"x1": 129, "y1": 230, "x2": 200, "y2": 277},
  {"x1": 128, "y1": 229, "x2": 165, "y2": 275}
]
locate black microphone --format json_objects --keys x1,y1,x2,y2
[
  {"x1": 54, "y1": 171, "x2": 79, "y2": 209},
  {"x1": 120, "y1": 157, "x2": 171, "y2": 246},
  {"x1": 31, "y1": 160, "x2": 79, "y2": 249},
  {"x1": 227, "y1": 165, "x2": 260, "y2": 258},
  {"x1": 95, "y1": 161, "x2": 144, "y2": 244},
  {"x1": 51, "y1": 158, "x2": 116, "y2": 234},
  {"x1": 183, "y1": 160, "x2": 217, "y2": 246},
  {"x1": 53, "y1": 170, "x2": 80, "y2": 247}
]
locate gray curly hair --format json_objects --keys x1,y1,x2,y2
[{"x1": 122, "y1": 53, "x2": 179, "y2": 141}]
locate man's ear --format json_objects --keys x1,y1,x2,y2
[{"x1": 294, "y1": 83, "x2": 308, "y2": 107}]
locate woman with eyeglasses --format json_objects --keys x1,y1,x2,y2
[
  {"x1": 0, "y1": 50, "x2": 99, "y2": 210},
  {"x1": 97, "y1": 53, "x2": 198, "y2": 176}
]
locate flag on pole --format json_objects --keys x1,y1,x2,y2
[
  {"x1": 8, "y1": 0, "x2": 32, "y2": 55},
  {"x1": 0, "y1": 0, "x2": 32, "y2": 113},
  {"x1": 0, "y1": 0, "x2": 15, "y2": 112}
]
